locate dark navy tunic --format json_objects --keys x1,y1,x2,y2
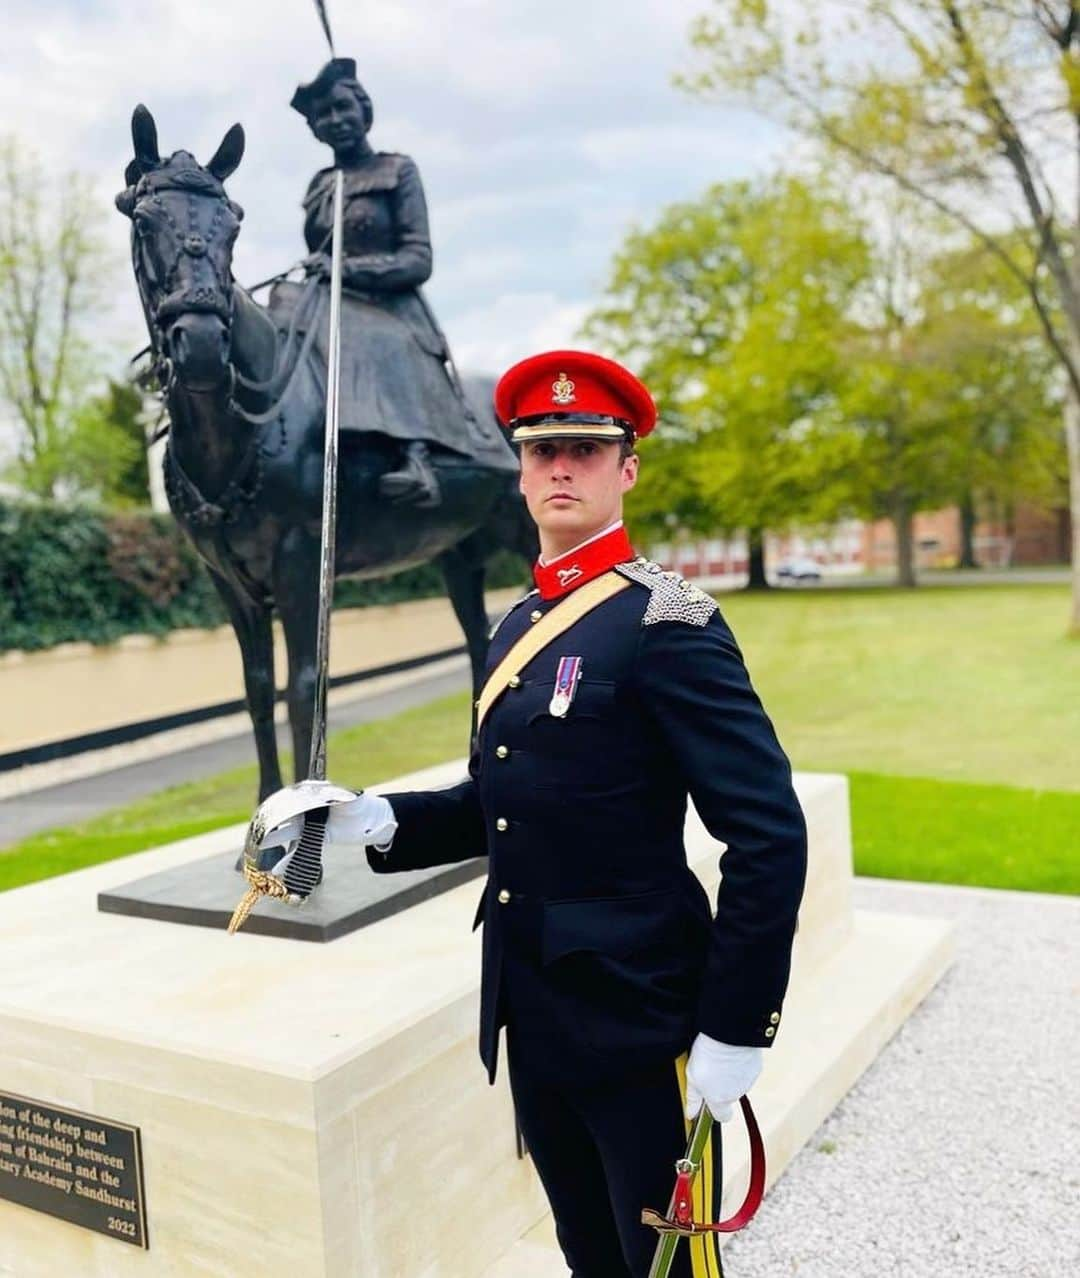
[{"x1": 370, "y1": 559, "x2": 808, "y2": 1085}]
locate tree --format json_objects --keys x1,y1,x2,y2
[
  {"x1": 93, "y1": 377, "x2": 153, "y2": 507},
  {"x1": 0, "y1": 136, "x2": 129, "y2": 501},
  {"x1": 923, "y1": 239, "x2": 1065, "y2": 566},
  {"x1": 823, "y1": 201, "x2": 1060, "y2": 584},
  {"x1": 583, "y1": 174, "x2": 872, "y2": 586},
  {"x1": 683, "y1": 0, "x2": 1080, "y2": 622}
]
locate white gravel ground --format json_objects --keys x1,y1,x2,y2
[{"x1": 723, "y1": 878, "x2": 1080, "y2": 1278}]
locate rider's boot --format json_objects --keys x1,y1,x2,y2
[{"x1": 379, "y1": 441, "x2": 442, "y2": 508}]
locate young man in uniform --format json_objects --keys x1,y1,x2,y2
[{"x1": 325, "y1": 350, "x2": 808, "y2": 1277}]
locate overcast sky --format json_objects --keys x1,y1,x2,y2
[{"x1": 1, "y1": 0, "x2": 786, "y2": 381}]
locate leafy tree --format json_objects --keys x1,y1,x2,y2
[
  {"x1": 805, "y1": 196, "x2": 1063, "y2": 584},
  {"x1": 682, "y1": 0, "x2": 1080, "y2": 620},
  {"x1": 0, "y1": 136, "x2": 130, "y2": 501},
  {"x1": 93, "y1": 377, "x2": 152, "y2": 507},
  {"x1": 583, "y1": 174, "x2": 872, "y2": 586},
  {"x1": 923, "y1": 240, "x2": 1065, "y2": 566}
]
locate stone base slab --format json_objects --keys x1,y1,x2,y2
[
  {"x1": 98, "y1": 844, "x2": 486, "y2": 941},
  {"x1": 0, "y1": 766, "x2": 953, "y2": 1277}
]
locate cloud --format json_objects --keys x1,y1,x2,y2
[
  {"x1": 0, "y1": 0, "x2": 788, "y2": 377},
  {"x1": 449, "y1": 292, "x2": 595, "y2": 375}
]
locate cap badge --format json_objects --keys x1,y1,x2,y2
[
  {"x1": 551, "y1": 372, "x2": 576, "y2": 406},
  {"x1": 549, "y1": 656, "x2": 582, "y2": 718}
]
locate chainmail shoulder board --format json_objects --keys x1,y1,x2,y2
[
  {"x1": 489, "y1": 588, "x2": 541, "y2": 640},
  {"x1": 614, "y1": 557, "x2": 718, "y2": 627}
]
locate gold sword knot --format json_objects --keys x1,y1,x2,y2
[{"x1": 227, "y1": 866, "x2": 292, "y2": 935}]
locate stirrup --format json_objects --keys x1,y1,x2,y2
[{"x1": 379, "y1": 453, "x2": 441, "y2": 507}]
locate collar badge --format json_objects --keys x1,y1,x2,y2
[{"x1": 556, "y1": 564, "x2": 583, "y2": 587}]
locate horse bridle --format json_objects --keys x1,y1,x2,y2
[
  {"x1": 130, "y1": 165, "x2": 326, "y2": 430},
  {"x1": 128, "y1": 169, "x2": 240, "y2": 387}
]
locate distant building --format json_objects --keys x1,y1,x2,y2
[
  {"x1": 651, "y1": 503, "x2": 1069, "y2": 580},
  {"x1": 860, "y1": 503, "x2": 1070, "y2": 570}
]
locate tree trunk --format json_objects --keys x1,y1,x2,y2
[
  {"x1": 746, "y1": 529, "x2": 770, "y2": 590},
  {"x1": 892, "y1": 496, "x2": 917, "y2": 587},
  {"x1": 957, "y1": 493, "x2": 978, "y2": 570},
  {"x1": 1065, "y1": 384, "x2": 1080, "y2": 632}
]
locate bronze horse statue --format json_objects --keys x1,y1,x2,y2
[{"x1": 117, "y1": 106, "x2": 536, "y2": 799}]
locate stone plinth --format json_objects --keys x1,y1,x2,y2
[{"x1": 0, "y1": 766, "x2": 953, "y2": 1277}]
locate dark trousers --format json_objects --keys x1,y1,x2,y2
[{"x1": 507, "y1": 1038, "x2": 725, "y2": 1278}]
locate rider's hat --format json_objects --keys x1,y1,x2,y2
[
  {"x1": 494, "y1": 350, "x2": 657, "y2": 444},
  {"x1": 291, "y1": 58, "x2": 361, "y2": 121}
]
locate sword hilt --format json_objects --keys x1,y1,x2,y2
[
  {"x1": 643, "y1": 1096, "x2": 766, "y2": 1276},
  {"x1": 226, "y1": 780, "x2": 357, "y2": 934},
  {"x1": 281, "y1": 807, "x2": 328, "y2": 898}
]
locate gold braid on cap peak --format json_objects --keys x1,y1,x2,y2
[{"x1": 509, "y1": 412, "x2": 634, "y2": 443}]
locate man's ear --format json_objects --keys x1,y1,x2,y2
[{"x1": 621, "y1": 452, "x2": 640, "y2": 493}]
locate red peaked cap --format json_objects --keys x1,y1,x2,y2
[{"x1": 494, "y1": 349, "x2": 657, "y2": 444}]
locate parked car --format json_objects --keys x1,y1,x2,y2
[{"x1": 775, "y1": 557, "x2": 823, "y2": 582}]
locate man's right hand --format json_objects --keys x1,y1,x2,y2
[{"x1": 325, "y1": 793, "x2": 397, "y2": 851}]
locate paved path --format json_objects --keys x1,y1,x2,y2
[
  {"x1": 0, "y1": 663, "x2": 470, "y2": 847},
  {"x1": 723, "y1": 878, "x2": 1080, "y2": 1278}
]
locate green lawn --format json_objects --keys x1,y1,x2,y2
[
  {"x1": 720, "y1": 583, "x2": 1080, "y2": 793},
  {"x1": 2, "y1": 582, "x2": 1077, "y2": 894},
  {"x1": 849, "y1": 772, "x2": 1079, "y2": 895},
  {"x1": 0, "y1": 691, "x2": 473, "y2": 893}
]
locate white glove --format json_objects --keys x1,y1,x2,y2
[
  {"x1": 256, "y1": 795, "x2": 397, "y2": 860},
  {"x1": 325, "y1": 793, "x2": 397, "y2": 851},
  {"x1": 685, "y1": 1034, "x2": 763, "y2": 1122}
]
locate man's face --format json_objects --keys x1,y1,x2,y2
[{"x1": 518, "y1": 437, "x2": 639, "y2": 548}]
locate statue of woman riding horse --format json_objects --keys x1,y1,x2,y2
[
  {"x1": 116, "y1": 72, "x2": 535, "y2": 802},
  {"x1": 286, "y1": 56, "x2": 514, "y2": 508}
]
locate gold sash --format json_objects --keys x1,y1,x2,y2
[{"x1": 476, "y1": 571, "x2": 631, "y2": 731}]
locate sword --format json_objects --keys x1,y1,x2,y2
[
  {"x1": 309, "y1": 165, "x2": 344, "y2": 786},
  {"x1": 642, "y1": 1097, "x2": 767, "y2": 1278},
  {"x1": 228, "y1": 168, "x2": 349, "y2": 934}
]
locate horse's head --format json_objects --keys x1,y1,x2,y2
[{"x1": 117, "y1": 105, "x2": 246, "y2": 392}]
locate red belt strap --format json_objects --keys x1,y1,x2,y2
[
  {"x1": 643, "y1": 1095, "x2": 766, "y2": 1238},
  {"x1": 716, "y1": 1095, "x2": 766, "y2": 1232}
]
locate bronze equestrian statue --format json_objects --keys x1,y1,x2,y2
[
  {"x1": 289, "y1": 57, "x2": 501, "y2": 509},
  {"x1": 116, "y1": 92, "x2": 536, "y2": 801}
]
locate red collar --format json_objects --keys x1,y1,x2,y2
[{"x1": 533, "y1": 525, "x2": 635, "y2": 600}]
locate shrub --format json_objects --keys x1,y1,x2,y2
[{"x1": 0, "y1": 499, "x2": 530, "y2": 653}]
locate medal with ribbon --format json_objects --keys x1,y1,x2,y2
[{"x1": 549, "y1": 656, "x2": 582, "y2": 718}]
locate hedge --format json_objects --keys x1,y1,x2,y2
[{"x1": 0, "y1": 499, "x2": 528, "y2": 654}]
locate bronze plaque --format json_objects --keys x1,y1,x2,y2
[{"x1": 0, "y1": 1091, "x2": 148, "y2": 1249}]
